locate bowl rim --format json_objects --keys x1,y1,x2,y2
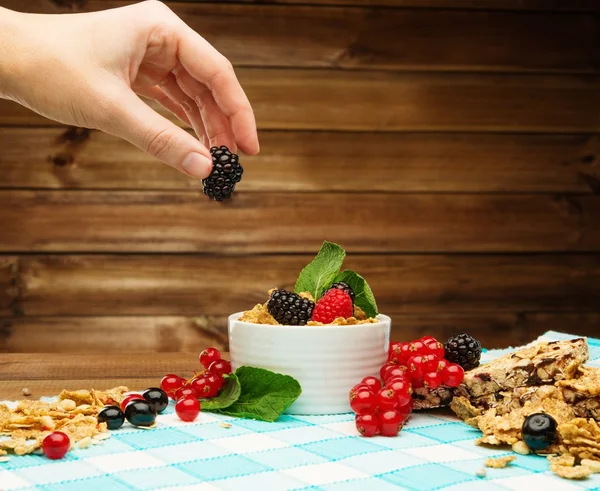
[{"x1": 228, "y1": 312, "x2": 391, "y2": 331}]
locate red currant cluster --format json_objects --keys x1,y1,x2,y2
[
  {"x1": 384, "y1": 335, "x2": 465, "y2": 389},
  {"x1": 350, "y1": 335, "x2": 465, "y2": 438},
  {"x1": 160, "y1": 347, "x2": 232, "y2": 422}
]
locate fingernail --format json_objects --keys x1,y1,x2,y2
[{"x1": 182, "y1": 153, "x2": 212, "y2": 178}]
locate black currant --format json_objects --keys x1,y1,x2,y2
[
  {"x1": 522, "y1": 413, "x2": 558, "y2": 451},
  {"x1": 97, "y1": 405, "x2": 125, "y2": 430},
  {"x1": 124, "y1": 400, "x2": 157, "y2": 427},
  {"x1": 142, "y1": 387, "x2": 169, "y2": 414}
]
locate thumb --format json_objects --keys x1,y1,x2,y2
[{"x1": 104, "y1": 89, "x2": 213, "y2": 179}]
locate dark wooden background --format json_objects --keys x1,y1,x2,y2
[{"x1": 0, "y1": 0, "x2": 599, "y2": 354}]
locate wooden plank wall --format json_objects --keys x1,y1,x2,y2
[{"x1": 0, "y1": 0, "x2": 599, "y2": 353}]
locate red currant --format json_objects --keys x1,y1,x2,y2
[
  {"x1": 355, "y1": 413, "x2": 379, "y2": 437},
  {"x1": 420, "y1": 336, "x2": 437, "y2": 345},
  {"x1": 385, "y1": 378, "x2": 412, "y2": 406},
  {"x1": 361, "y1": 376, "x2": 382, "y2": 392},
  {"x1": 209, "y1": 360, "x2": 232, "y2": 376},
  {"x1": 436, "y1": 359, "x2": 450, "y2": 373},
  {"x1": 376, "y1": 388, "x2": 399, "y2": 409},
  {"x1": 383, "y1": 364, "x2": 410, "y2": 382},
  {"x1": 160, "y1": 374, "x2": 183, "y2": 398},
  {"x1": 408, "y1": 340, "x2": 427, "y2": 356},
  {"x1": 408, "y1": 355, "x2": 426, "y2": 379},
  {"x1": 425, "y1": 341, "x2": 445, "y2": 359},
  {"x1": 175, "y1": 396, "x2": 201, "y2": 422},
  {"x1": 398, "y1": 398, "x2": 414, "y2": 417},
  {"x1": 349, "y1": 384, "x2": 371, "y2": 403},
  {"x1": 190, "y1": 376, "x2": 212, "y2": 398},
  {"x1": 424, "y1": 371, "x2": 442, "y2": 389},
  {"x1": 412, "y1": 377, "x2": 424, "y2": 389},
  {"x1": 350, "y1": 388, "x2": 377, "y2": 415},
  {"x1": 120, "y1": 393, "x2": 144, "y2": 412},
  {"x1": 423, "y1": 354, "x2": 440, "y2": 373},
  {"x1": 205, "y1": 372, "x2": 223, "y2": 398},
  {"x1": 175, "y1": 386, "x2": 198, "y2": 401},
  {"x1": 378, "y1": 409, "x2": 403, "y2": 437},
  {"x1": 397, "y1": 343, "x2": 412, "y2": 365},
  {"x1": 199, "y1": 347, "x2": 221, "y2": 368},
  {"x1": 389, "y1": 341, "x2": 402, "y2": 360},
  {"x1": 380, "y1": 363, "x2": 395, "y2": 380},
  {"x1": 442, "y1": 363, "x2": 465, "y2": 387},
  {"x1": 42, "y1": 431, "x2": 70, "y2": 460}
]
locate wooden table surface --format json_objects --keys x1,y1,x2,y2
[{"x1": 0, "y1": 353, "x2": 204, "y2": 401}]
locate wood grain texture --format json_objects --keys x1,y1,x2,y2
[
  {"x1": 23, "y1": 0, "x2": 600, "y2": 13},
  {"x1": 1, "y1": 129, "x2": 599, "y2": 193},
  {"x1": 0, "y1": 257, "x2": 19, "y2": 316},
  {"x1": 0, "y1": 316, "x2": 228, "y2": 354},
  {"x1": 4, "y1": 1, "x2": 598, "y2": 72},
  {"x1": 0, "y1": 379, "x2": 176, "y2": 401},
  {"x1": 2, "y1": 313, "x2": 599, "y2": 354},
  {"x1": 0, "y1": 353, "x2": 199, "y2": 381},
  {"x1": 1, "y1": 191, "x2": 599, "y2": 253},
  {"x1": 4, "y1": 254, "x2": 599, "y2": 316},
  {"x1": 1, "y1": 71, "x2": 598, "y2": 132}
]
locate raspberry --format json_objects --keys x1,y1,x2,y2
[
  {"x1": 311, "y1": 289, "x2": 353, "y2": 324},
  {"x1": 323, "y1": 281, "x2": 355, "y2": 303},
  {"x1": 378, "y1": 409, "x2": 403, "y2": 437},
  {"x1": 361, "y1": 376, "x2": 382, "y2": 392},
  {"x1": 350, "y1": 387, "x2": 377, "y2": 415},
  {"x1": 202, "y1": 146, "x2": 243, "y2": 202},
  {"x1": 267, "y1": 289, "x2": 315, "y2": 325},
  {"x1": 356, "y1": 413, "x2": 379, "y2": 437},
  {"x1": 444, "y1": 333, "x2": 482, "y2": 370}
]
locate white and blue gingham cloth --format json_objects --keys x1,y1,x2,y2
[{"x1": 1, "y1": 331, "x2": 599, "y2": 491}]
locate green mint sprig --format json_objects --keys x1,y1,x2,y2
[
  {"x1": 294, "y1": 241, "x2": 345, "y2": 300},
  {"x1": 202, "y1": 367, "x2": 301, "y2": 422},
  {"x1": 294, "y1": 241, "x2": 378, "y2": 316}
]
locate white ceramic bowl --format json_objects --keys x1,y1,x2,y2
[{"x1": 228, "y1": 313, "x2": 391, "y2": 415}]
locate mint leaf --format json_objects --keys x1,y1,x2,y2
[
  {"x1": 200, "y1": 373, "x2": 241, "y2": 411},
  {"x1": 334, "y1": 270, "x2": 378, "y2": 318},
  {"x1": 295, "y1": 241, "x2": 345, "y2": 299},
  {"x1": 215, "y1": 366, "x2": 301, "y2": 422}
]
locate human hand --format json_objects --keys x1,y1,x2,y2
[{"x1": 0, "y1": 1, "x2": 259, "y2": 178}]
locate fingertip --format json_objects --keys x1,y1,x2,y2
[{"x1": 182, "y1": 152, "x2": 212, "y2": 179}]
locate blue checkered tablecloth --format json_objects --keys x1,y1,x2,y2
[{"x1": 1, "y1": 331, "x2": 599, "y2": 491}]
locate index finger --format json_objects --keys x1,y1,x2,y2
[{"x1": 175, "y1": 25, "x2": 259, "y2": 156}]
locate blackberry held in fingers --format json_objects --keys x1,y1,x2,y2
[
  {"x1": 267, "y1": 289, "x2": 315, "y2": 326},
  {"x1": 202, "y1": 146, "x2": 243, "y2": 202},
  {"x1": 324, "y1": 282, "x2": 355, "y2": 303},
  {"x1": 444, "y1": 333, "x2": 482, "y2": 370}
]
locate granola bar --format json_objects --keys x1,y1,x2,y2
[{"x1": 456, "y1": 338, "x2": 589, "y2": 399}]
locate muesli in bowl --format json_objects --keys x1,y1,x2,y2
[{"x1": 228, "y1": 241, "x2": 391, "y2": 415}]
